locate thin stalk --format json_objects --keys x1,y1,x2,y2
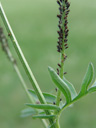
[
  {"x1": 0, "y1": 3, "x2": 55, "y2": 127},
  {"x1": 0, "y1": 27, "x2": 48, "y2": 128},
  {"x1": 0, "y1": 2, "x2": 46, "y2": 105}
]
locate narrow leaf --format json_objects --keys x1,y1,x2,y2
[
  {"x1": 80, "y1": 63, "x2": 94, "y2": 94},
  {"x1": 88, "y1": 80, "x2": 96, "y2": 93},
  {"x1": 21, "y1": 108, "x2": 37, "y2": 117},
  {"x1": 48, "y1": 66, "x2": 71, "y2": 103},
  {"x1": 28, "y1": 89, "x2": 56, "y2": 103},
  {"x1": 63, "y1": 77, "x2": 77, "y2": 99},
  {"x1": 26, "y1": 104, "x2": 60, "y2": 111},
  {"x1": 32, "y1": 114, "x2": 56, "y2": 119}
]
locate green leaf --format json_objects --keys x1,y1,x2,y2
[
  {"x1": 88, "y1": 80, "x2": 96, "y2": 93},
  {"x1": 48, "y1": 66, "x2": 71, "y2": 103},
  {"x1": 21, "y1": 108, "x2": 37, "y2": 118},
  {"x1": 26, "y1": 104, "x2": 60, "y2": 111},
  {"x1": 28, "y1": 89, "x2": 56, "y2": 103},
  {"x1": 80, "y1": 63, "x2": 94, "y2": 94},
  {"x1": 63, "y1": 77, "x2": 77, "y2": 99},
  {"x1": 32, "y1": 114, "x2": 56, "y2": 119}
]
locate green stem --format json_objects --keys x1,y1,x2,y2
[
  {"x1": 0, "y1": 3, "x2": 46, "y2": 105},
  {"x1": 0, "y1": 3, "x2": 55, "y2": 127}
]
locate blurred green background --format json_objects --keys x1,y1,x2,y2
[{"x1": 0, "y1": 0, "x2": 96, "y2": 128}]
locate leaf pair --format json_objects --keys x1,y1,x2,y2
[
  {"x1": 48, "y1": 66, "x2": 77, "y2": 104},
  {"x1": 21, "y1": 107, "x2": 56, "y2": 119},
  {"x1": 48, "y1": 63, "x2": 96, "y2": 106},
  {"x1": 24, "y1": 104, "x2": 59, "y2": 119}
]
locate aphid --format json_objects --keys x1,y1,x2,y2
[
  {"x1": 63, "y1": 7, "x2": 65, "y2": 12},
  {"x1": 64, "y1": 16, "x2": 67, "y2": 19},
  {"x1": 65, "y1": 46, "x2": 68, "y2": 49},
  {"x1": 66, "y1": 10, "x2": 70, "y2": 13},
  {"x1": 57, "y1": 14, "x2": 62, "y2": 19},
  {"x1": 64, "y1": 44, "x2": 67, "y2": 46},
  {"x1": 57, "y1": 68, "x2": 59, "y2": 72},
  {"x1": 64, "y1": 72, "x2": 67, "y2": 75},
  {"x1": 65, "y1": 26, "x2": 68, "y2": 30},
  {"x1": 58, "y1": 25, "x2": 61, "y2": 29},
  {"x1": 8, "y1": 33, "x2": 11, "y2": 36},
  {"x1": 65, "y1": 33, "x2": 68, "y2": 38},
  {"x1": 65, "y1": 20, "x2": 68, "y2": 24},
  {"x1": 65, "y1": 29, "x2": 69, "y2": 33},
  {"x1": 60, "y1": 98, "x2": 62, "y2": 101},
  {"x1": 64, "y1": 23, "x2": 67, "y2": 27},
  {"x1": 57, "y1": 68, "x2": 59, "y2": 75},
  {"x1": 64, "y1": 39, "x2": 68, "y2": 42},
  {"x1": 55, "y1": 88, "x2": 58, "y2": 92},
  {"x1": 53, "y1": 102, "x2": 56, "y2": 105},
  {"x1": 57, "y1": 49, "x2": 60, "y2": 52},
  {"x1": 66, "y1": 2, "x2": 70, "y2": 9},
  {"x1": 58, "y1": 63, "x2": 61, "y2": 68},
  {"x1": 65, "y1": 0, "x2": 68, "y2": 3},
  {"x1": 57, "y1": 0, "x2": 61, "y2": 6}
]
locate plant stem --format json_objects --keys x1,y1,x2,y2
[
  {"x1": 0, "y1": 3, "x2": 46, "y2": 105},
  {"x1": 0, "y1": 3, "x2": 55, "y2": 127}
]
